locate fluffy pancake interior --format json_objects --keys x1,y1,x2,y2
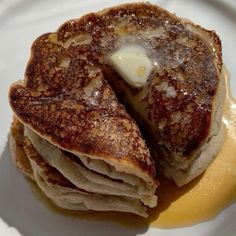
[
  {"x1": 28, "y1": 142, "x2": 148, "y2": 217},
  {"x1": 11, "y1": 118, "x2": 149, "y2": 217},
  {"x1": 24, "y1": 126, "x2": 157, "y2": 208}
]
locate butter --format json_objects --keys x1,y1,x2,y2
[{"x1": 110, "y1": 45, "x2": 152, "y2": 88}]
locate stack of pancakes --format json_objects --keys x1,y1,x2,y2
[{"x1": 9, "y1": 3, "x2": 225, "y2": 217}]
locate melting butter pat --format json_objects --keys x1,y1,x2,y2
[{"x1": 110, "y1": 45, "x2": 152, "y2": 88}]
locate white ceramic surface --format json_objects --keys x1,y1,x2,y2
[{"x1": 0, "y1": 0, "x2": 236, "y2": 235}]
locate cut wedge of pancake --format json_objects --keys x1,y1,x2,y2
[
  {"x1": 11, "y1": 118, "x2": 152, "y2": 217},
  {"x1": 24, "y1": 126, "x2": 157, "y2": 206}
]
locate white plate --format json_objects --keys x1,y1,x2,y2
[{"x1": 0, "y1": 0, "x2": 236, "y2": 235}]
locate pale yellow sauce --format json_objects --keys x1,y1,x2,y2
[{"x1": 29, "y1": 67, "x2": 236, "y2": 228}]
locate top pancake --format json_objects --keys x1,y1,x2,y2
[{"x1": 9, "y1": 3, "x2": 222, "y2": 177}]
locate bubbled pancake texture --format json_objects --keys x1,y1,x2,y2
[{"x1": 9, "y1": 3, "x2": 221, "y2": 177}]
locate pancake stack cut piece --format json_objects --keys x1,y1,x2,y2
[
  {"x1": 10, "y1": 118, "x2": 154, "y2": 216},
  {"x1": 9, "y1": 2, "x2": 225, "y2": 216}
]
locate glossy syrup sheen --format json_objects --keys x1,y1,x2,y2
[{"x1": 29, "y1": 67, "x2": 236, "y2": 229}]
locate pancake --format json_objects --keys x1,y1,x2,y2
[
  {"x1": 9, "y1": 2, "x2": 225, "y2": 213},
  {"x1": 11, "y1": 118, "x2": 149, "y2": 217},
  {"x1": 10, "y1": 117, "x2": 34, "y2": 180},
  {"x1": 24, "y1": 126, "x2": 156, "y2": 206}
]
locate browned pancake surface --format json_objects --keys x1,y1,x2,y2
[{"x1": 9, "y1": 3, "x2": 221, "y2": 172}]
